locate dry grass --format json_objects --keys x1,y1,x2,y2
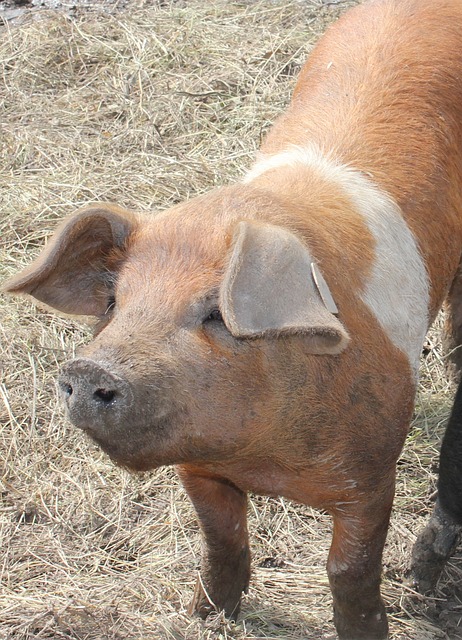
[{"x1": 1, "y1": 1, "x2": 461, "y2": 638}]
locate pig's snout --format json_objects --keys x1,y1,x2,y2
[{"x1": 58, "y1": 358, "x2": 133, "y2": 432}]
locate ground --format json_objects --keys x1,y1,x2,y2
[{"x1": 1, "y1": 0, "x2": 462, "y2": 638}]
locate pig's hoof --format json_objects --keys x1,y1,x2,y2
[
  {"x1": 334, "y1": 604, "x2": 388, "y2": 639},
  {"x1": 411, "y1": 502, "x2": 461, "y2": 593},
  {"x1": 188, "y1": 576, "x2": 242, "y2": 621}
]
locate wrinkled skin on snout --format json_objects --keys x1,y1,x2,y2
[
  {"x1": 4, "y1": 190, "x2": 414, "y2": 640},
  {"x1": 7, "y1": 192, "x2": 352, "y2": 473},
  {"x1": 57, "y1": 282, "x2": 278, "y2": 470}
]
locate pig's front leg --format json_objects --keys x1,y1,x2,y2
[
  {"x1": 327, "y1": 494, "x2": 393, "y2": 640},
  {"x1": 177, "y1": 465, "x2": 250, "y2": 620}
]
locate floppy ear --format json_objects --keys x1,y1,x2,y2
[
  {"x1": 220, "y1": 221, "x2": 349, "y2": 354},
  {"x1": 2, "y1": 204, "x2": 138, "y2": 316}
]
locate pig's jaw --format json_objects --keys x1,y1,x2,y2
[
  {"x1": 58, "y1": 355, "x2": 190, "y2": 469},
  {"x1": 76, "y1": 413, "x2": 180, "y2": 471}
]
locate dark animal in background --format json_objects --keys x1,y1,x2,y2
[
  {"x1": 412, "y1": 380, "x2": 462, "y2": 592},
  {"x1": 4, "y1": 0, "x2": 462, "y2": 638}
]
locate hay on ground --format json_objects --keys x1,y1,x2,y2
[{"x1": 1, "y1": 2, "x2": 460, "y2": 638}]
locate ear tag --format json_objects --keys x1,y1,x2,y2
[{"x1": 310, "y1": 262, "x2": 339, "y2": 315}]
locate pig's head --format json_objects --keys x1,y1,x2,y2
[{"x1": 4, "y1": 189, "x2": 349, "y2": 471}]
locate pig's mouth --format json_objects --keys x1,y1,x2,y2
[
  {"x1": 61, "y1": 394, "x2": 181, "y2": 471},
  {"x1": 58, "y1": 357, "x2": 182, "y2": 470},
  {"x1": 85, "y1": 416, "x2": 177, "y2": 471}
]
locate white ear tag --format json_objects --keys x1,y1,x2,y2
[{"x1": 310, "y1": 262, "x2": 339, "y2": 315}]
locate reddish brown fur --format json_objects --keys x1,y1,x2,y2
[
  {"x1": 262, "y1": 0, "x2": 462, "y2": 317},
  {"x1": 4, "y1": 1, "x2": 462, "y2": 639}
]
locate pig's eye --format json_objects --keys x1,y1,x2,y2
[
  {"x1": 105, "y1": 295, "x2": 116, "y2": 314},
  {"x1": 203, "y1": 308, "x2": 223, "y2": 324}
]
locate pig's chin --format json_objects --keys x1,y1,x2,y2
[
  {"x1": 70, "y1": 414, "x2": 180, "y2": 471},
  {"x1": 94, "y1": 437, "x2": 171, "y2": 471}
]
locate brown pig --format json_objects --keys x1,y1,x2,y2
[{"x1": 4, "y1": 0, "x2": 462, "y2": 638}]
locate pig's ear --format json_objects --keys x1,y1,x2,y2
[
  {"x1": 220, "y1": 221, "x2": 349, "y2": 354},
  {"x1": 2, "y1": 204, "x2": 138, "y2": 316}
]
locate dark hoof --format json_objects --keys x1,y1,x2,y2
[
  {"x1": 411, "y1": 500, "x2": 461, "y2": 593},
  {"x1": 334, "y1": 602, "x2": 388, "y2": 639},
  {"x1": 188, "y1": 575, "x2": 242, "y2": 621}
]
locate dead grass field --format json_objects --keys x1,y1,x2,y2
[{"x1": 1, "y1": 1, "x2": 462, "y2": 638}]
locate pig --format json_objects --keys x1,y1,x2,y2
[{"x1": 4, "y1": 0, "x2": 462, "y2": 638}]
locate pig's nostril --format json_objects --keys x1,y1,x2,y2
[
  {"x1": 93, "y1": 388, "x2": 116, "y2": 404},
  {"x1": 60, "y1": 382, "x2": 73, "y2": 398}
]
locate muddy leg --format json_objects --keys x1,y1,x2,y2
[
  {"x1": 411, "y1": 270, "x2": 462, "y2": 591},
  {"x1": 438, "y1": 378, "x2": 462, "y2": 525},
  {"x1": 411, "y1": 499, "x2": 461, "y2": 593},
  {"x1": 177, "y1": 465, "x2": 250, "y2": 620},
  {"x1": 327, "y1": 496, "x2": 393, "y2": 640},
  {"x1": 411, "y1": 379, "x2": 462, "y2": 592}
]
